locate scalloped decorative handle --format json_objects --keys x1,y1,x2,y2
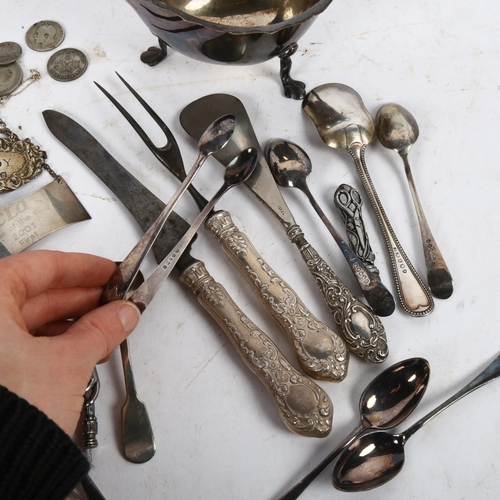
[
  {"x1": 205, "y1": 210, "x2": 348, "y2": 381},
  {"x1": 180, "y1": 260, "x2": 333, "y2": 438},
  {"x1": 287, "y1": 225, "x2": 389, "y2": 364}
]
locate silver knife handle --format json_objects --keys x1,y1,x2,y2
[
  {"x1": 287, "y1": 225, "x2": 389, "y2": 364},
  {"x1": 205, "y1": 210, "x2": 348, "y2": 382},
  {"x1": 180, "y1": 260, "x2": 333, "y2": 438}
]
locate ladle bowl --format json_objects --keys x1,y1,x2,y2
[{"x1": 125, "y1": 0, "x2": 333, "y2": 99}]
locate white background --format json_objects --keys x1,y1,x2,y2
[{"x1": 3, "y1": 1, "x2": 500, "y2": 499}]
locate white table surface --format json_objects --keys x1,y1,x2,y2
[{"x1": 3, "y1": 1, "x2": 500, "y2": 499}]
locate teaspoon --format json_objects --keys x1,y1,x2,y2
[
  {"x1": 100, "y1": 113, "x2": 235, "y2": 305},
  {"x1": 333, "y1": 351, "x2": 500, "y2": 491},
  {"x1": 376, "y1": 103, "x2": 453, "y2": 299},
  {"x1": 279, "y1": 357, "x2": 430, "y2": 499},
  {"x1": 266, "y1": 138, "x2": 395, "y2": 317},
  {"x1": 303, "y1": 83, "x2": 434, "y2": 317}
]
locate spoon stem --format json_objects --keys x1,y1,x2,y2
[
  {"x1": 279, "y1": 422, "x2": 365, "y2": 500},
  {"x1": 349, "y1": 142, "x2": 434, "y2": 316},
  {"x1": 400, "y1": 153, "x2": 453, "y2": 299},
  {"x1": 403, "y1": 352, "x2": 500, "y2": 442},
  {"x1": 299, "y1": 182, "x2": 395, "y2": 317}
]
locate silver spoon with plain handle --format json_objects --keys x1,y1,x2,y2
[
  {"x1": 333, "y1": 351, "x2": 500, "y2": 491},
  {"x1": 375, "y1": 103, "x2": 453, "y2": 299},
  {"x1": 266, "y1": 138, "x2": 395, "y2": 317},
  {"x1": 129, "y1": 148, "x2": 258, "y2": 312},
  {"x1": 303, "y1": 83, "x2": 434, "y2": 317},
  {"x1": 278, "y1": 357, "x2": 430, "y2": 499}
]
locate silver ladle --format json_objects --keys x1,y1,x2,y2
[
  {"x1": 129, "y1": 148, "x2": 258, "y2": 312},
  {"x1": 266, "y1": 138, "x2": 395, "y2": 317},
  {"x1": 279, "y1": 357, "x2": 430, "y2": 499},
  {"x1": 333, "y1": 351, "x2": 500, "y2": 491},
  {"x1": 100, "y1": 114, "x2": 235, "y2": 305},
  {"x1": 303, "y1": 83, "x2": 434, "y2": 317},
  {"x1": 376, "y1": 103, "x2": 453, "y2": 299}
]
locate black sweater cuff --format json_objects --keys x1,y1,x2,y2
[{"x1": 0, "y1": 385, "x2": 90, "y2": 500}]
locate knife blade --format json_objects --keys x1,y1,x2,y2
[
  {"x1": 42, "y1": 109, "x2": 334, "y2": 438},
  {"x1": 180, "y1": 95, "x2": 389, "y2": 364}
]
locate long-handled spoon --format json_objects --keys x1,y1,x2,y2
[
  {"x1": 266, "y1": 138, "x2": 395, "y2": 317},
  {"x1": 99, "y1": 113, "x2": 235, "y2": 305},
  {"x1": 376, "y1": 103, "x2": 453, "y2": 299},
  {"x1": 279, "y1": 357, "x2": 430, "y2": 499},
  {"x1": 333, "y1": 351, "x2": 500, "y2": 491},
  {"x1": 129, "y1": 148, "x2": 257, "y2": 312},
  {"x1": 303, "y1": 83, "x2": 434, "y2": 317}
]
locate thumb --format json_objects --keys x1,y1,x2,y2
[{"x1": 62, "y1": 300, "x2": 141, "y2": 365}]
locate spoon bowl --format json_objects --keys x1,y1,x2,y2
[
  {"x1": 376, "y1": 103, "x2": 453, "y2": 299},
  {"x1": 266, "y1": 138, "x2": 395, "y2": 317},
  {"x1": 278, "y1": 357, "x2": 429, "y2": 499},
  {"x1": 333, "y1": 351, "x2": 500, "y2": 492}
]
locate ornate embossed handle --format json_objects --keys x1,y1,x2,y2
[
  {"x1": 349, "y1": 144, "x2": 434, "y2": 317},
  {"x1": 287, "y1": 225, "x2": 389, "y2": 364},
  {"x1": 205, "y1": 210, "x2": 348, "y2": 381},
  {"x1": 180, "y1": 260, "x2": 333, "y2": 438}
]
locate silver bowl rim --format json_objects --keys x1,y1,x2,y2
[{"x1": 148, "y1": 0, "x2": 334, "y2": 35}]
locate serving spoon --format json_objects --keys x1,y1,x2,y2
[
  {"x1": 376, "y1": 103, "x2": 453, "y2": 299},
  {"x1": 100, "y1": 114, "x2": 235, "y2": 305},
  {"x1": 303, "y1": 83, "x2": 434, "y2": 317},
  {"x1": 129, "y1": 148, "x2": 257, "y2": 312},
  {"x1": 266, "y1": 138, "x2": 395, "y2": 317},
  {"x1": 279, "y1": 357, "x2": 430, "y2": 499},
  {"x1": 333, "y1": 350, "x2": 500, "y2": 491}
]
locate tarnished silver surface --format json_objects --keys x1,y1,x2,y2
[
  {"x1": 181, "y1": 260, "x2": 333, "y2": 437},
  {"x1": 47, "y1": 48, "x2": 88, "y2": 82},
  {"x1": 0, "y1": 41, "x2": 22, "y2": 65},
  {"x1": 334, "y1": 183, "x2": 380, "y2": 276},
  {"x1": 303, "y1": 84, "x2": 434, "y2": 317},
  {"x1": 25, "y1": 20, "x2": 65, "y2": 52},
  {"x1": 180, "y1": 94, "x2": 389, "y2": 363},
  {"x1": 0, "y1": 178, "x2": 91, "y2": 254},
  {"x1": 0, "y1": 61, "x2": 22, "y2": 97},
  {"x1": 376, "y1": 103, "x2": 453, "y2": 299},
  {"x1": 83, "y1": 368, "x2": 100, "y2": 450}
]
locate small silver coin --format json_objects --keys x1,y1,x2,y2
[
  {"x1": 25, "y1": 20, "x2": 65, "y2": 52},
  {"x1": 0, "y1": 62, "x2": 23, "y2": 97},
  {"x1": 0, "y1": 42, "x2": 22, "y2": 66},
  {"x1": 47, "y1": 48, "x2": 88, "y2": 82}
]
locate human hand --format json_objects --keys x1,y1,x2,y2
[{"x1": 0, "y1": 250, "x2": 141, "y2": 436}]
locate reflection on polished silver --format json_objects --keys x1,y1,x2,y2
[
  {"x1": 181, "y1": 261, "x2": 333, "y2": 437},
  {"x1": 180, "y1": 94, "x2": 389, "y2": 363},
  {"x1": 129, "y1": 148, "x2": 257, "y2": 312},
  {"x1": 279, "y1": 358, "x2": 430, "y2": 500},
  {"x1": 303, "y1": 84, "x2": 434, "y2": 317},
  {"x1": 266, "y1": 138, "x2": 395, "y2": 317},
  {"x1": 100, "y1": 114, "x2": 235, "y2": 306},
  {"x1": 98, "y1": 74, "x2": 348, "y2": 382},
  {"x1": 333, "y1": 351, "x2": 500, "y2": 491},
  {"x1": 83, "y1": 368, "x2": 100, "y2": 450},
  {"x1": 334, "y1": 184, "x2": 379, "y2": 275},
  {"x1": 376, "y1": 103, "x2": 453, "y2": 299}
]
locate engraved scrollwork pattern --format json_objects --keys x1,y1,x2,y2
[
  {"x1": 180, "y1": 260, "x2": 333, "y2": 438},
  {"x1": 0, "y1": 125, "x2": 46, "y2": 193},
  {"x1": 205, "y1": 210, "x2": 348, "y2": 381},
  {"x1": 287, "y1": 224, "x2": 389, "y2": 364}
]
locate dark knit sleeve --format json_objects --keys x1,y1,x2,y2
[{"x1": 0, "y1": 385, "x2": 90, "y2": 500}]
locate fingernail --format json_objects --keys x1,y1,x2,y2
[{"x1": 119, "y1": 302, "x2": 141, "y2": 333}]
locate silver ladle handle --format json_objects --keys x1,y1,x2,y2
[
  {"x1": 205, "y1": 210, "x2": 349, "y2": 381},
  {"x1": 180, "y1": 260, "x2": 333, "y2": 438},
  {"x1": 349, "y1": 143, "x2": 434, "y2": 316},
  {"x1": 287, "y1": 224, "x2": 389, "y2": 364}
]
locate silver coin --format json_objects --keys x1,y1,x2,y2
[
  {"x1": 47, "y1": 48, "x2": 88, "y2": 82},
  {"x1": 0, "y1": 62, "x2": 23, "y2": 97},
  {"x1": 0, "y1": 42, "x2": 22, "y2": 66},
  {"x1": 25, "y1": 20, "x2": 65, "y2": 52}
]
